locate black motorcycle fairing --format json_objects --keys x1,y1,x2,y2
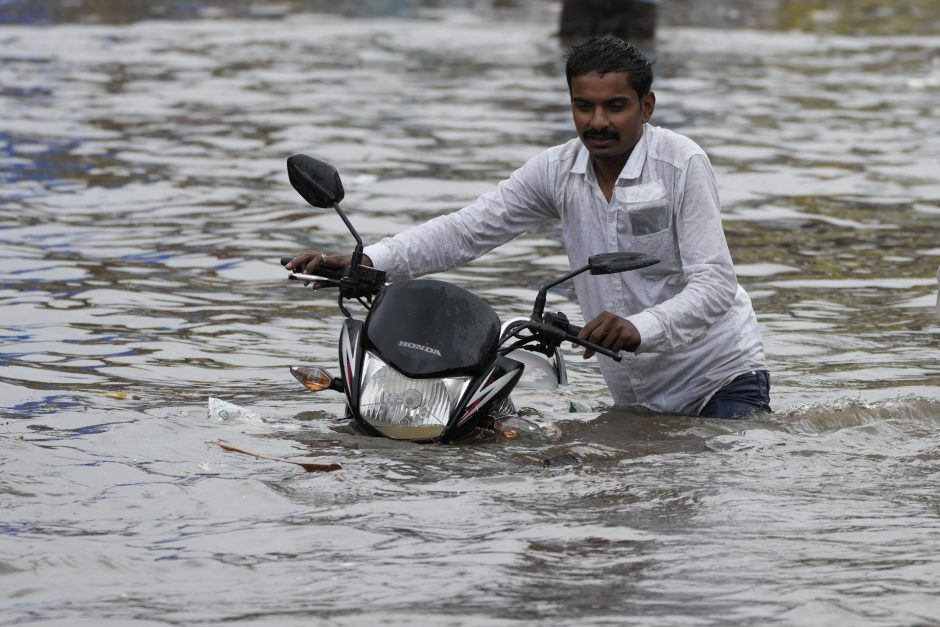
[
  {"x1": 442, "y1": 354, "x2": 525, "y2": 442},
  {"x1": 364, "y1": 279, "x2": 501, "y2": 378}
]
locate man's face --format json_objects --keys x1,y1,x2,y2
[{"x1": 570, "y1": 71, "x2": 655, "y2": 164}]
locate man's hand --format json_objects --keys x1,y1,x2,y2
[
  {"x1": 577, "y1": 310, "x2": 640, "y2": 359},
  {"x1": 284, "y1": 251, "x2": 372, "y2": 287}
]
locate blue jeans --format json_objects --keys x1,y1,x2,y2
[{"x1": 698, "y1": 370, "x2": 771, "y2": 419}]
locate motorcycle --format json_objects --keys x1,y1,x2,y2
[{"x1": 281, "y1": 154, "x2": 659, "y2": 443}]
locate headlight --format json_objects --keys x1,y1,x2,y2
[{"x1": 358, "y1": 352, "x2": 471, "y2": 440}]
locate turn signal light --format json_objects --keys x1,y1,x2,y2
[{"x1": 290, "y1": 366, "x2": 335, "y2": 392}]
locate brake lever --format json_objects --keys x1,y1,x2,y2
[
  {"x1": 286, "y1": 271, "x2": 343, "y2": 287},
  {"x1": 280, "y1": 255, "x2": 346, "y2": 282}
]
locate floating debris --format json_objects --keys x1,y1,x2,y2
[
  {"x1": 215, "y1": 441, "x2": 341, "y2": 473},
  {"x1": 105, "y1": 391, "x2": 140, "y2": 400},
  {"x1": 569, "y1": 399, "x2": 593, "y2": 413},
  {"x1": 542, "y1": 453, "x2": 582, "y2": 468},
  {"x1": 207, "y1": 397, "x2": 264, "y2": 424}
]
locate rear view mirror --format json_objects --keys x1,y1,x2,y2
[
  {"x1": 588, "y1": 252, "x2": 659, "y2": 275},
  {"x1": 287, "y1": 154, "x2": 345, "y2": 208}
]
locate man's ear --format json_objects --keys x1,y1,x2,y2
[{"x1": 642, "y1": 91, "x2": 656, "y2": 123}]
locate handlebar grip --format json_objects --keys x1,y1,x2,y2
[{"x1": 309, "y1": 265, "x2": 345, "y2": 280}]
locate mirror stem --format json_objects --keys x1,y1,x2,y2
[
  {"x1": 332, "y1": 201, "x2": 364, "y2": 265},
  {"x1": 531, "y1": 264, "x2": 589, "y2": 319}
]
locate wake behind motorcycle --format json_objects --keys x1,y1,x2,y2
[{"x1": 281, "y1": 154, "x2": 659, "y2": 443}]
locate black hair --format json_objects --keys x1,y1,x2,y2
[{"x1": 565, "y1": 36, "x2": 654, "y2": 99}]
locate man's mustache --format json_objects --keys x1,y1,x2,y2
[{"x1": 583, "y1": 129, "x2": 620, "y2": 142}]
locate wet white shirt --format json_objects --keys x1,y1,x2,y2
[{"x1": 364, "y1": 124, "x2": 768, "y2": 414}]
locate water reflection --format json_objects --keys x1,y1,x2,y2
[
  {"x1": 1, "y1": 4, "x2": 937, "y2": 409},
  {"x1": 0, "y1": 0, "x2": 545, "y2": 24},
  {"x1": 7, "y1": 0, "x2": 940, "y2": 35}
]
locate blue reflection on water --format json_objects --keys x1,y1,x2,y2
[
  {"x1": 6, "y1": 395, "x2": 84, "y2": 417},
  {"x1": 0, "y1": 132, "x2": 88, "y2": 184}
]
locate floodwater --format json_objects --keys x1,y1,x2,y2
[{"x1": 2, "y1": 1, "x2": 940, "y2": 625}]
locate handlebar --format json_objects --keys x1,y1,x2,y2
[
  {"x1": 281, "y1": 255, "x2": 622, "y2": 361},
  {"x1": 543, "y1": 311, "x2": 581, "y2": 337},
  {"x1": 503, "y1": 312, "x2": 624, "y2": 363},
  {"x1": 279, "y1": 254, "x2": 387, "y2": 305},
  {"x1": 538, "y1": 313, "x2": 623, "y2": 362}
]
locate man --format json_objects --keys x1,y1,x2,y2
[{"x1": 288, "y1": 36, "x2": 770, "y2": 418}]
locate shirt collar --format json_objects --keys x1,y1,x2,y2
[{"x1": 570, "y1": 124, "x2": 649, "y2": 182}]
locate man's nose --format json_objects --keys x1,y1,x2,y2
[{"x1": 589, "y1": 107, "x2": 609, "y2": 129}]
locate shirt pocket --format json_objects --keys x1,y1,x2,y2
[
  {"x1": 615, "y1": 181, "x2": 670, "y2": 237},
  {"x1": 614, "y1": 181, "x2": 678, "y2": 274}
]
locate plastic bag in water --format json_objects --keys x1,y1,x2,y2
[
  {"x1": 207, "y1": 397, "x2": 264, "y2": 424},
  {"x1": 569, "y1": 399, "x2": 593, "y2": 413}
]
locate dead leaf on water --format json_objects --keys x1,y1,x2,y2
[{"x1": 215, "y1": 440, "x2": 341, "y2": 473}]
